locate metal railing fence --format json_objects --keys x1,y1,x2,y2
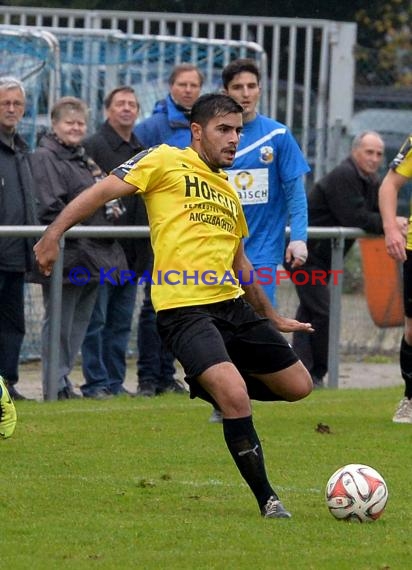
[{"x1": 0, "y1": 225, "x2": 377, "y2": 400}]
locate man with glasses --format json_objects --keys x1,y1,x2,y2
[{"x1": 0, "y1": 76, "x2": 37, "y2": 401}]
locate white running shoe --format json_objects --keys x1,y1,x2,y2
[
  {"x1": 208, "y1": 408, "x2": 223, "y2": 424},
  {"x1": 392, "y1": 397, "x2": 412, "y2": 423}
]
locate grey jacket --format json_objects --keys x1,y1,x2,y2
[
  {"x1": 0, "y1": 133, "x2": 38, "y2": 272},
  {"x1": 30, "y1": 133, "x2": 128, "y2": 284}
]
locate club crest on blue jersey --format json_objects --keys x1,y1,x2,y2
[
  {"x1": 233, "y1": 170, "x2": 254, "y2": 191},
  {"x1": 259, "y1": 145, "x2": 274, "y2": 164}
]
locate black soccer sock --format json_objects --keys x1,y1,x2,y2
[
  {"x1": 223, "y1": 415, "x2": 276, "y2": 509},
  {"x1": 400, "y1": 336, "x2": 412, "y2": 399}
]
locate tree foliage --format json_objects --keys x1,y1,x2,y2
[
  {"x1": 3, "y1": 0, "x2": 363, "y2": 21},
  {"x1": 356, "y1": 0, "x2": 412, "y2": 86}
]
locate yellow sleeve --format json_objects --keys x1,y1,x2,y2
[{"x1": 390, "y1": 136, "x2": 412, "y2": 178}]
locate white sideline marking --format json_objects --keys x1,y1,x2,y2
[
  {"x1": 9, "y1": 469, "x2": 321, "y2": 495},
  {"x1": 21, "y1": 401, "x2": 203, "y2": 416}
]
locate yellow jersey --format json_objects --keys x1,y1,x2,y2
[
  {"x1": 113, "y1": 145, "x2": 249, "y2": 311},
  {"x1": 390, "y1": 135, "x2": 412, "y2": 178},
  {"x1": 390, "y1": 136, "x2": 412, "y2": 250}
]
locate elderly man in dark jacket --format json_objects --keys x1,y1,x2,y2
[
  {"x1": 0, "y1": 76, "x2": 38, "y2": 400},
  {"x1": 290, "y1": 131, "x2": 407, "y2": 388}
]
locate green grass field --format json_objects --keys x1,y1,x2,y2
[{"x1": 2, "y1": 387, "x2": 410, "y2": 569}]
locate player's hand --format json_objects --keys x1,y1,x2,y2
[
  {"x1": 274, "y1": 315, "x2": 314, "y2": 333},
  {"x1": 384, "y1": 226, "x2": 407, "y2": 262},
  {"x1": 396, "y1": 216, "x2": 408, "y2": 237},
  {"x1": 33, "y1": 234, "x2": 60, "y2": 276},
  {"x1": 285, "y1": 240, "x2": 308, "y2": 269}
]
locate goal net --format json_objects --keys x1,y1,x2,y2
[
  {"x1": 0, "y1": 26, "x2": 60, "y2": 148},
  {"x1": 46, "y1": 29, "x2": 267, "y2": 128}
]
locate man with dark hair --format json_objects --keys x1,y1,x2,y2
[
  {"x1": 80, "y1": 86, "x2": 148, "y2": 398},
  {"x1": 200, "y1": 58, "x2": 311, "y2": 423},
  {"x1": 34, "y1": 93, "x2": 313, "y2": 519},
  {"x1": 0, "y1": 76, "x2": 37, "y2": 401},
  {"x1": 222, "y1": 58, "x2": 310, "y2": 307}
]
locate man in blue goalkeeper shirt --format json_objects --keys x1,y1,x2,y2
[
  {"x1": 222, "y1": 58, "x2": 310, "y2": 306},
  {"x1": 205, "y1": 59, "x2": 310, "y2": 424}
]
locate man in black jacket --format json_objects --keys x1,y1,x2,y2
[
  {"x1": 290, "y1": 131, "x2": 407, "y2": 387},
  {"x1": 80, "y1": 86, "x2": 150, "y2": 397},
  {"x1": 0, "y1": 76, "x2": 37, "y2": 400}
]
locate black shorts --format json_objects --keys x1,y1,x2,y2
[
  {"x1": 156, "y1": 297, "x2": 298, "y2": 386},
  {"x1": 404, "y1": 251, "x2": 412, "y2": 317}
]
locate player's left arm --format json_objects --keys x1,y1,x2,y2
[
  {"x1": 233, "y1": 241, "x2": 313, "y2": 333},
  {"x1": 283, "y1": 176, "x2": 308, "y2": 268},
  {"x1": 379, "y1": 168, "x2": 409, "y2": 262}
]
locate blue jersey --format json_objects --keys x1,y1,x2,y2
[
  {"x1": 134, "y1": 95, "x2": 191, "y2": 149},
  {"x1": 226, "y1": 114, "x2": 310, "y2": 265}
]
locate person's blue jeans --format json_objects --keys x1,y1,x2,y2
[
  {"x1": 253, "y1": 263, "x2": 278, "y2": 307},
  {"x1": 0, "y1": 271, "x2": 25, "y2": 385},
  {"x1": 137, "y1": 280, "x2": 176, "y2": 392},
  {"x1": 81, "y1": 281, "x2": 137, "y2": 396}
]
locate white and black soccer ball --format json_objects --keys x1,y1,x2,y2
[{"x1": 325, "y1": 463, "x2": 388, "y2": 522}]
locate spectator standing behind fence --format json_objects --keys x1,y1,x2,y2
[
  {"x1": 202, "y1": 59, "x2": 311, "y2": 424},
  {"x1": 379, "y1": 135, "x2": 412, "y2": 423},
  {"x1": 132, "y1": 63, "x2": 204, "y2": 396},
  {"x1": 0, "y1": 76, "x2": 37, "y2": 401},
  {"x1": 34, "y1": 93, "x2": 314, "y2": 519},
  {"x1": 30, "y1": 96, "x2": 128, "y2": 400},
  {"x1": 80, "y1": 86, "x2": 149, "y2": 398},
  {"x1": 222, "y1": 58, "x2": 310, "y2": 307},
  {"x1": 291, "y1": 131, "x2": 407, "y2": 389}
]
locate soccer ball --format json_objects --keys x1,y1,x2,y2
[{"x1": 325, "y1": 463, "x2": 388, "y2": 522}]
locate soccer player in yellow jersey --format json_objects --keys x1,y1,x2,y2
[
  {"x1": 379, "y1": 135, "x2": 412, "y2": 423},
  {"x1": 34, "y1": 93, "x2": 313, "y2": 519}
]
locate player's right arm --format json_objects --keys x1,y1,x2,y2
[
  {"x1": 34, "y1": 174, "x2": 136, "y2": 276},
  {"x1": 379, "y1": 169, "x2": 409, "y2": 262}
]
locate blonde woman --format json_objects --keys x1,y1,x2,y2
[{"x1": 31, "y1": 97, "x2": 128, "y2": 400}]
